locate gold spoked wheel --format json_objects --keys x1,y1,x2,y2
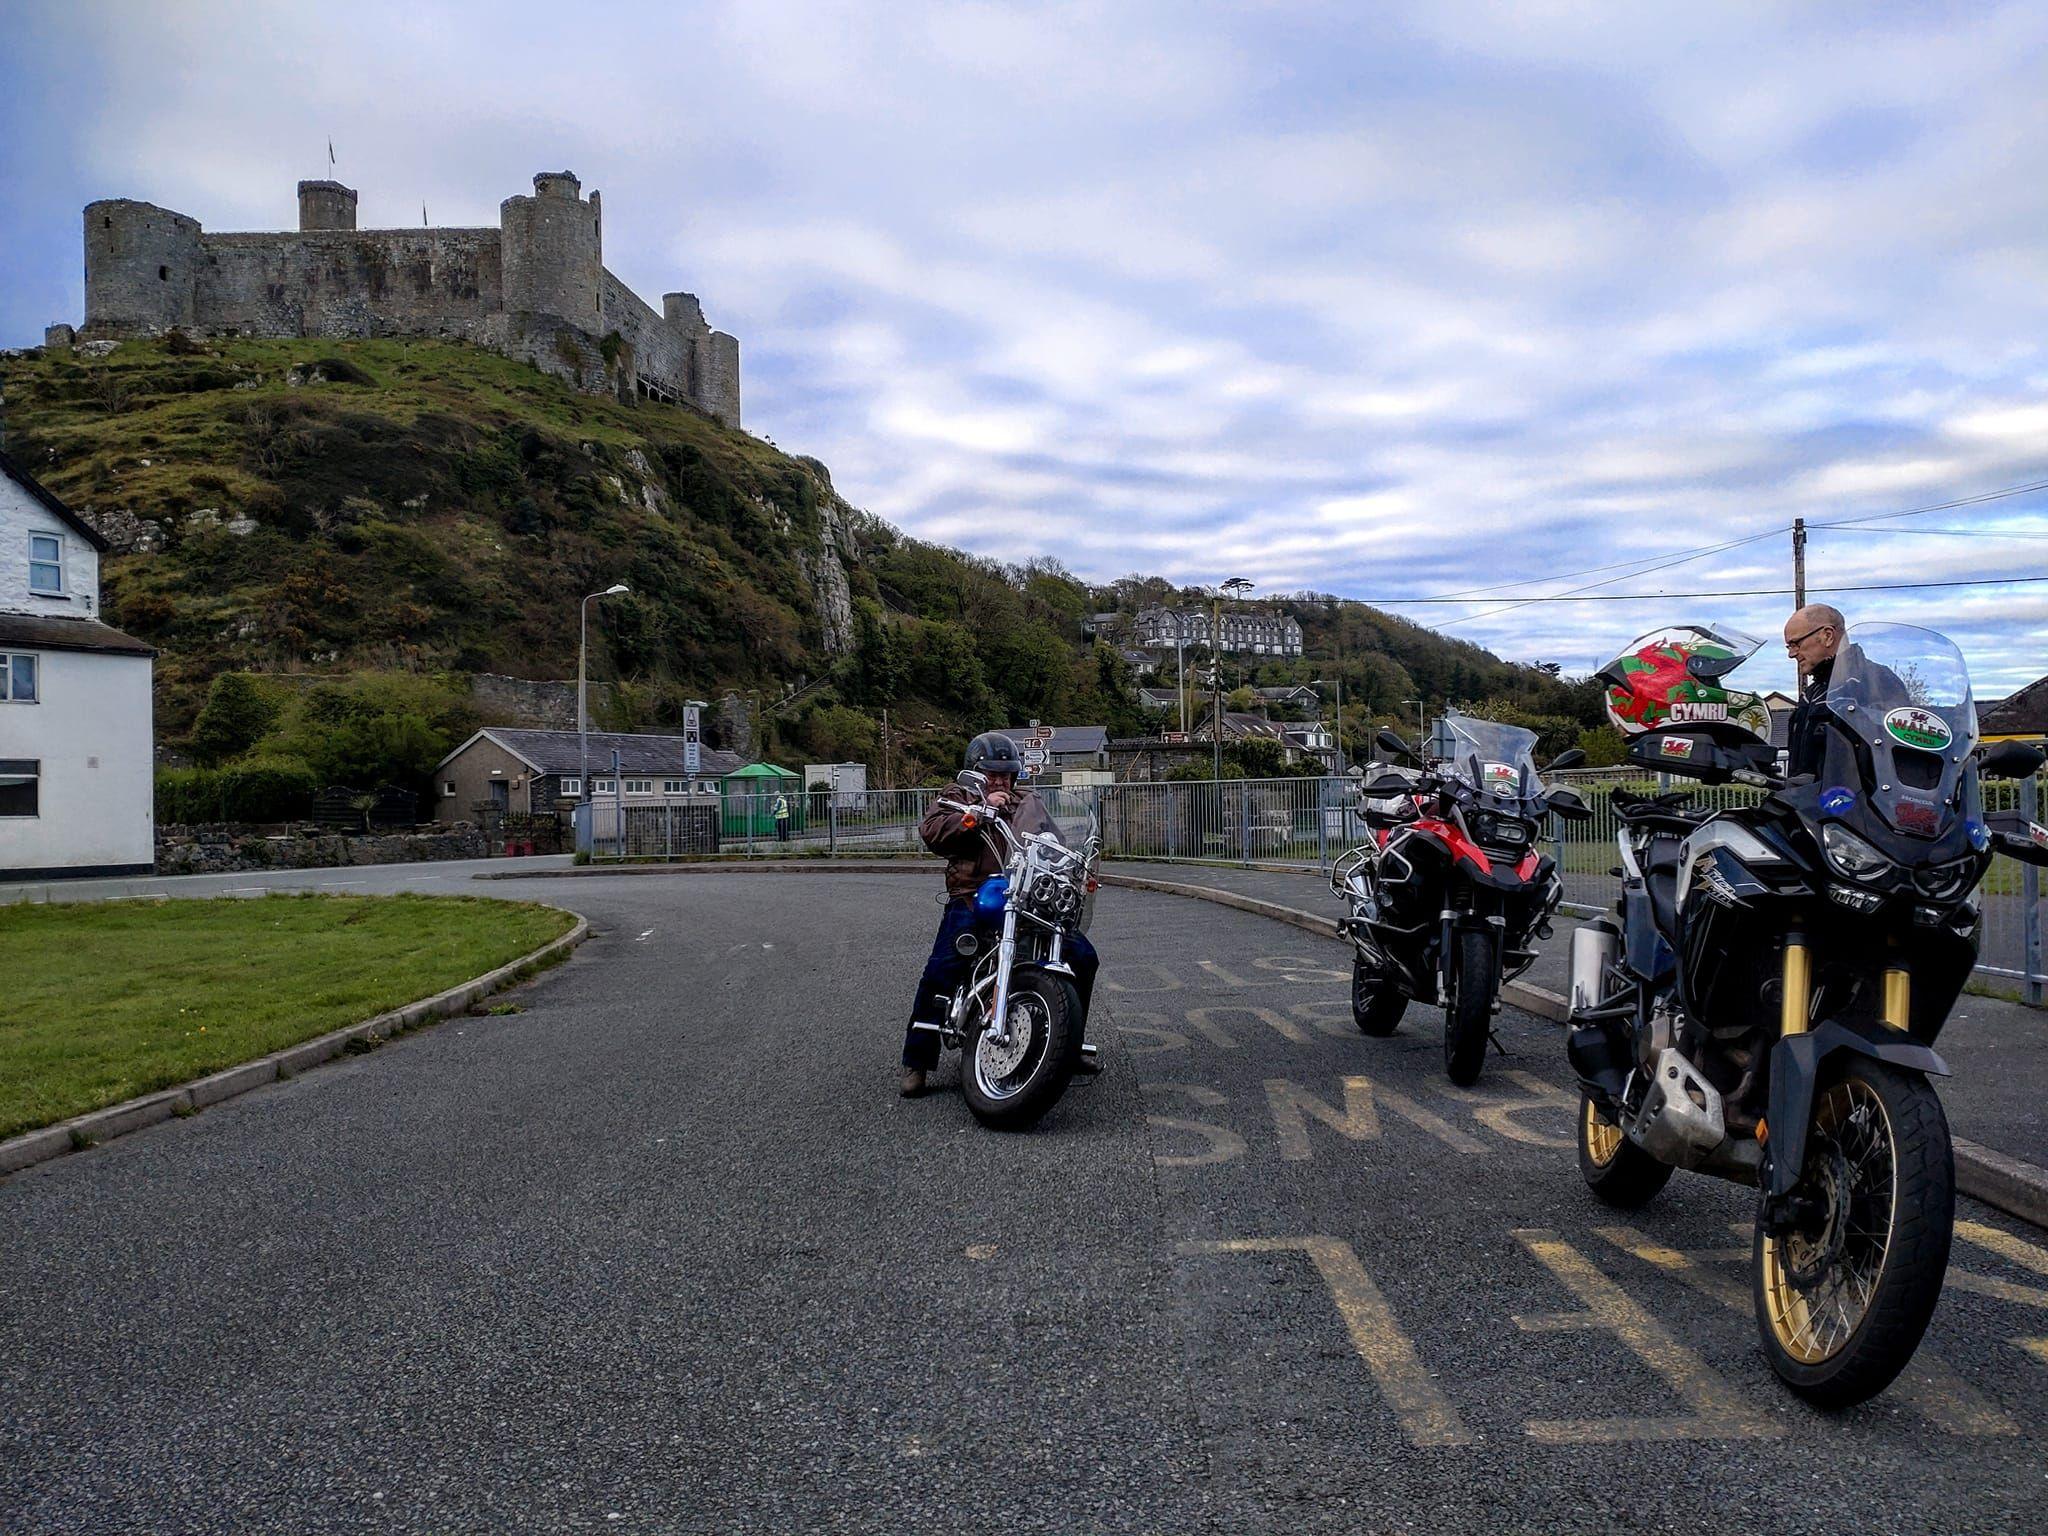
[
  {"x1": 1759, "y1": 1076, "x2": 1897, "y2": 1366},
  {"x1": 1582, "y1": 1097, "x2": 1623, "y2": 1167}
]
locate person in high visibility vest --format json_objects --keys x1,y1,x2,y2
[{"x1": 772, "y1": 791, "x2": 792, "y2": 841}]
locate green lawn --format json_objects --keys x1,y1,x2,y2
[{"x1": 0, "y1": 894, "x2": 575, "y2": 1140}]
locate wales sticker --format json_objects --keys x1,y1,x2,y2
[{"x1": 1883, "y1": 707, "x2": 1953, "y2": 751}]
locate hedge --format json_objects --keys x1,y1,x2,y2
[{"x1": 155, "y1": 757, "x2": 318, "y2": 825}]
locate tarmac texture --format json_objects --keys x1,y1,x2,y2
[{"x1": 4, "y1": 867, "x2": 2048, "y2": 1533}]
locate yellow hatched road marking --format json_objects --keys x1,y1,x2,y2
[
  {"x1": 1957, "y1": 1221, "x2": 2048, "y2": 1280},
  {"x1": 1178, "y1": 1236, "x2": 1477, "y2": 1448},
  {"x1": 1594, "y1": 1227, "x2": 2018, "y2": 1437},
  {"x1": 1436, "y1": 1070, "x2": 1579, "y2": 1150},
  {"x1": 1511, "y1": 1228, "x2": 1781, "y2": 1444}
]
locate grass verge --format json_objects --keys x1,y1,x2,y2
[{"x1": 0, "y1": 893, "x2": 575, "y2": 1140}]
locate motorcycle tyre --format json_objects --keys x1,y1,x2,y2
[
  {"x1": 1443, "y1": 928, "x2": 1495, "y2": 1086},
  {"x1": 961, "y1": 968, "x2": 1078, "y2": 1132},
  {"x1": 1751, "y1": 1060, "x2": 1953, "y2": 1409},
  {"x1": 1577, "y1": 1091, "x2": 1671, "y2": 1208},
  {"x1": 1351, "y1": 953, "x2": 1406, "y2": 1036}
]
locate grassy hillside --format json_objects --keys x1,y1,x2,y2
[{"x1": 0, "y1": 334, "x2": 1598, "y2": 785}]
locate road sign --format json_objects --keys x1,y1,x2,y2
[{"x1": 1021, "y1": 748, "x2": 1048, "y2": 765}]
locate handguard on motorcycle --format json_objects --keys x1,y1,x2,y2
[
  {"x1": 1987, "y1": 809, "x2": 2048, "y2": 866},
  {"x1": 1545, "y1": 785, "x2": 1594, "y2": 822},
  {"x1": 1978, "y1": 740, "x2": 2047, "y2": 780}
]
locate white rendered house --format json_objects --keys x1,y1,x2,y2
[{"x1": 0, "y1": 450, "x2": 156, "y2": 878}]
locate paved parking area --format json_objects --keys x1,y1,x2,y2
[{"x1": 4, "y1": 869, "x2": 2047, "y2": 1532}]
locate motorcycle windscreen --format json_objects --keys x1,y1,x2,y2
[
  {"x1": 1597, "y1": 623, "x2": 1772, "y2": 738},
  {"x1": 1822, "y1": 622, "x2": 1978, "y2": 840},
  {"x1": 1438, "y1": 711, "x2": 1541, "y2": 808}
]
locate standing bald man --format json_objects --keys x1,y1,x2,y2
[{"x1": 1783, "y1": 603, "x2": 1845, "y2": 778}]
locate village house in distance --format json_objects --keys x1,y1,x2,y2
[
  {"x1": 51, "y1": 169, "x2": 740, "y2": 426},
  {"x1": 0, "y1": 452, "x2": 156, "y2": 878}
]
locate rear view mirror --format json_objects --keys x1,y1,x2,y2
[
  {"x1": 1549, "y1": 748, "x2": 1586, "y2": 771},
  {"x1": 1978, "y1": 741, "x2": 2046, "y2": 781},
  {"x1": 958, "y1": 768, "x2": 989, "y2": 792},
  {"x1": 1376, "y1": 728, "x2": 1413, "y2": 759}
]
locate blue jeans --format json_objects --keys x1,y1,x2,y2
[{"x1": 901, "y1": 897, "x2": 1099, "y2": 1069}]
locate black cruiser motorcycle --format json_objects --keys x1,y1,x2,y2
[
  {"x1": 909, "y1": 776, "x2": 1101, "y2": 1129},
  {"x1": 1567, "y1": 621, "x2": 2048, "y2": 1405},
  {"x1": 1334, "y1": 711, "x2": 1590, "y2": 1084}
]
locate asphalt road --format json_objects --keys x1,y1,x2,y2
[{"x1": 5, "y1": 867, "x2": 2048, "y2": 1533}]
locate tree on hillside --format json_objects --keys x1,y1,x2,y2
[{"x1": 189, "y1": 672, "x2": 278, "y2": 766}]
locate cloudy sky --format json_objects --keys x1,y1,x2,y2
[{"x1": 5, "y1": 1, "x2": 2047, "y2": 695}]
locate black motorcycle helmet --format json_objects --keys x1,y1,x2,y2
[{"x1": 964, "y1": 731, "x2": 1024, "y2": 777}]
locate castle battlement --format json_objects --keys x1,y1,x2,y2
[{"x1": 65, "y1": 170, "x2": 740, "y2": 427}]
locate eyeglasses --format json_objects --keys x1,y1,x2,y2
[{"x1": 1785, "y1": 624, "x2": 1834, "y2": 654}]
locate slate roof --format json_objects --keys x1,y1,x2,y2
[
  {"x1": 0, "y1": 449, "x2": 110, "y2": 552},
  {"x1": 1009, "y1": 724, "x2": 1109, "y2": 756},
  {"x1": 1137, "y1": 688, "x2": 1180, "y2": 710},
  {"x1": 441, "y1": 727, "x2": 745, "y2": 777},
  {"x1": 1981, "y1": 675, "x2": 2048, "y2": 737},
  {"x1": 0, "y1": 611, "x2": 154, "y2": 657}
]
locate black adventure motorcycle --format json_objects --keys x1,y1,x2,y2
[
  {"x1": 1334, "y1": 711, "x2": 1591, "y2": 1084},
  {"x1": 1567, "y1": 621, "x2": 2048, "y2": 1405}
]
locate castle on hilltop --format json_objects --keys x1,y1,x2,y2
[{"x1": 54, "y1": 170, "x2": 740, "y2": 426}]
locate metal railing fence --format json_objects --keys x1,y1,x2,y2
[{"x1": 577, "y1": 771, "x2": 2046, "y2": 1002}]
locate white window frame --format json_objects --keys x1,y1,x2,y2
[
  {"x1": 0, "y1": 757, "x2": 38, "y2": 818},
  {"x1": 663, "y1": 778, "x2": 685, "y2": 794},
  {"x1": 623, "y1": 778, "x2": 654, "y2": 795},
  {"x1": 443, "y1": 780, "x2": 456, "y2": 796},
  {"x1": 28, "y1": 533, "x2": 65, "y2": 595},
  {"x1": 0, "y1": 653, "x2": 38, "y2": 703},
  {"x1": 592, "y1": 778, "x2": 616, "y2": 794},
  {"x1": 560, "y1": 777, "x2": 583, "y2": 797}
]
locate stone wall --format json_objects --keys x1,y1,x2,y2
[
  {"x1": 194, "y1": 229, "x2": 504, "y2": 339},
  {"x1": 74, "y1": 173, "x2": 740, "y2": 423},
  {"x1": 155, "y1": 821, "x2": 490, "y2": 876},
  {"x1": 468, "y1": 672, "x2": 614, "y2": 731}
]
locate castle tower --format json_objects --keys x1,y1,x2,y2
[
  {"x1": 82, "y1": 199, "x2": 200, "y2": 336},
  {"x1": 500, "y1": 171, "x2": 602, "y2": 324},
  {"x1": 297, "y1": 179, "x2": 358, "y2": 231}
]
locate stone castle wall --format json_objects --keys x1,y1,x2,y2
[
  {"x1": 72, "y1": 171, "x2": 739, "y2": 426},
  {"x1": 194, "y1": 229, "x2": 504, "y2": 340}
]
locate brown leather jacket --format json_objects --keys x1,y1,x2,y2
[{"x1": 921, "y1": 776, "x2": 1048, "y2": 900}]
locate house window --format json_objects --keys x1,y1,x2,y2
[
  {"x1": 560, "y1": 777, "x2": 582, "y2": 797},
  {"x1": 663, "y1": 779, "x2": 685, "y2": 794},
  {"x1": 592, "y1": 778, "x2": 615, "y2": 794},
  {"x1": 0, "y1": 759, "x2": 37, "y2": 817},
  {"x1": 624, "y1": 778, "x2": 653, "y2": 795},
  {"x1": 0, "y1": 654, "x2": 37, "y2": 703},
  {"x1": 29, "y1": 534, "x2": 64, "y2": 594},
  {"x1": 443, "y1": 780, "x2": 456, "y2": 796}
]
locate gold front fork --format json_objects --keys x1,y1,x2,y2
[
  {"x1": 1780, "y1": 935, "x2": 1811, "y2": 1038},
  {"x1": 1882, "y1": 946, "x2": 1912, "y2": 1031}
]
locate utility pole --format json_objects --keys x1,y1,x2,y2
[
  {"x1": 880, "y1": 707, "x2": 890, "y2": 790},
  {"x1": 1210, "y1": 594, "x2": 1223, "y2": 779},
  {"x1": 1792, "y1": 518, "x2": 1807, "y2": 609}
]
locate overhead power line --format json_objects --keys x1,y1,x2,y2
[
  {"x1": 1805, "y1": 475, "x2": 2048, "y2": 528},
  {"x1": 1432, "y1": 526, "x2": 1791, "y2": 629},
  {"x1": 1368, "y1": 572, "x2": 2048, "y2": 605},
  {"x1": 1817, "y1": 522, "x2": 2048, "y2": 540}
]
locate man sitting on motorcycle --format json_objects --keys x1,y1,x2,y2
[{"x1": 898, "y1": 731, "x2": 1100, "y2": 1098}]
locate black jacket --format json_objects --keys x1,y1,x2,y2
[{"x1": 1786, "y1": 657, "x2": 1834, "y2": 779}]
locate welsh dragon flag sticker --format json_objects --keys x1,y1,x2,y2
[{"x1": 1883, "y1": 706, "x2": 1954, "y2": 751}]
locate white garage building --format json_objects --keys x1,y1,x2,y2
[{"x1": 0, "y1": 451, "x2": 156, "y2": 879}]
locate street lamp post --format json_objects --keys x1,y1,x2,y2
[
  {"x1": 1404, "y1": 697, "x2": 1425, "y2": 756},
  {"x1": 1311, "y1": 676, "x2": 1344, "y2": 774},
  {"x1": 579, "y1": 584, "x2": 630, "y2": 802}
]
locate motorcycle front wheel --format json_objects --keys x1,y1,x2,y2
[
  {"x1": 1351, "y1": 952, "x2": 1406, "y2": 1036},
  {"x1": 1752, "y1": 1060, "x2": 1953, "y2": 1407},
  {"x1": 1443, "y1": 928, "x2": 1495, "y2": 1086},
  {"x1": 961, "y1": 969, "x2": 1078, "y2": 1131}
]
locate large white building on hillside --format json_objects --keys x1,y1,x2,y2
[{"x1": 0, "y1": 451, "x2": 156, "y2": 878}]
